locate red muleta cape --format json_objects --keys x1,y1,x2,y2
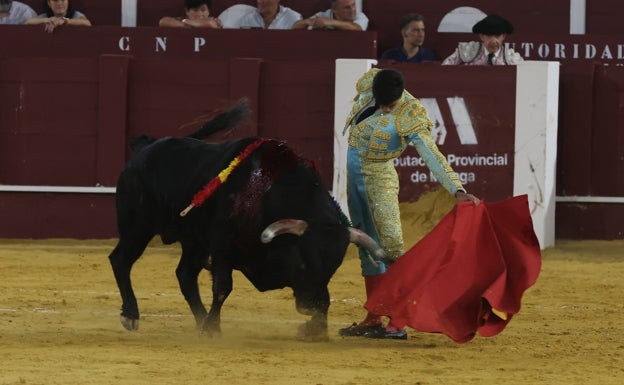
[{"x1": 364, "y1": 195, "x2": 542, "y2": 343}]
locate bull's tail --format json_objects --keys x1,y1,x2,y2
[
  {"x1": 187, "y1": 98, "x2": 251, "y2": 140},
  {"x1": 127, "y1": 99, "x2": 251, "y2": 154}
]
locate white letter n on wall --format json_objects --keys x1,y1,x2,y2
[{"x1": 155, "y1": 37, "x2": 167, "y2": 52}]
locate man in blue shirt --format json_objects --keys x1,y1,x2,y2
[{"x1": 381, "y1": 13, "x2": 436, "y2": 63}]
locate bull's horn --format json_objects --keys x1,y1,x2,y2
[
  {"x1": 261, "y1": 219, "x2": 309, "y2": 244},
  {"x1": 348, "y1": 228, "x2": 388, "y2": 268}
]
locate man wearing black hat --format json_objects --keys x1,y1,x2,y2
[{"x1": 442, "y1": 14, "x2": 523, "y2": 65}]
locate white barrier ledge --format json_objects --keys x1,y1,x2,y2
[
  {"x1": 556, "y1": 196, "x2": 624, "y2": 203},
  {"x1": 0, "y1": 185, "x2": 116, "y2": 194},
  {"x1": 3, "y1": 184, "x2": 621, "y2": 203}
]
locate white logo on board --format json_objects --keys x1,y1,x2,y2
[{"x1": 420, "y1": 97, "x2": 478, "y2": 145}]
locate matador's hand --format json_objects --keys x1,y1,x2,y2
[{"x1": 455, "y1": 191, "x2": 481, "y2": 206}]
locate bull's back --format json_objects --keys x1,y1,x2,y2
[
  {"x1": 125, "y1": 137, "x2": 255, "y2": 202},
  {"x1": 115, "y1": 137, "x2": 258, "y2": 238}
]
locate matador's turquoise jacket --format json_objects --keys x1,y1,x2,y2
[{"x1": 345, "y1": 67, "x2": 465, "y2": 275}]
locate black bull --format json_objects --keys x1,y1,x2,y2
[{"x1": 108, "y1": 100, "x2": 385, "y2": 341}]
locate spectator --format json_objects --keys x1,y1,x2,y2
[
  {"x1": 339, "y1": 68, "x2": 480, "y2": 340},
  {"x1": 218, "y1": 4, "x2": 255, "y2": 28},
  {"x1": 292, "y1": 0, "x2": 368, "y2": 31},
  {"x1": 442, "y1": 14, "x2": 523, "y2": 65},
  {"x1": 230, "y1": 0, "x2": 301, "y2": 30},
  {"x1": 380, "y1": 13, "x2": 436, "y2": 62},
  {"x1": 26, "y1": 0, "x2": 91, "y2": 33},
  {"x1": 0, "y1": 0, "x2": 36, "y2": 24},
  {"x1": 159, "y1": 0, "x2": 221, "y2": 29}
]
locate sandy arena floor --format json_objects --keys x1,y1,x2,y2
[{"x1": 1, "y1": 193, "x2": 623, "y2": 384}]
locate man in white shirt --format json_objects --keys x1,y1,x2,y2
[
  {"x1": 292, "y1": 0, "x2": 368, "y2": 31},
  {"x1": 442, "y1": 14, "x2": 523, "y2": 65},
  {"x1": 0, "y1": 0, "x2": 36, "y2": 24},
  {"x1": 232, "y1": 0, "x2": 301, "y2": 30}
]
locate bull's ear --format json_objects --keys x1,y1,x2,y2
[{"x1": 261, "y1": 219, "x2": 308, "y2": 243}]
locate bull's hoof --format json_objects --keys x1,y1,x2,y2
[
  {"x1": 199, "y1": 318, "x2": 221, "y2": 337},
  {"x1": 296, "y1": 321, "x2": 329, "y2": 342},
  {"x1": 120, "y1": 315, "x2": 139, "y2": 331}
]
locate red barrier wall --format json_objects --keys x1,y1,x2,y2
[
  {"x1": 2, "y1": 26, "x2": 377, "y2": 61},
  {"x1": 0, "y1": 57, "x2": 519, "y2": 238},
  {"x1": 0, "y1": 193, "x2": 116, "y2": 239},
  {"x1": 2, "y1": 20, "x2": 624, "y2": 239},
  {"x1": 0, "y1": 57, "x2": 99, "y2": 185},
  {"x1": 1, "y1": 26, "x2": 376, "y2": 185}
]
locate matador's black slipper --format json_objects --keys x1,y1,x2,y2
[{"x1": 338, "y1": 322, "x2": 385, "y2": 337}]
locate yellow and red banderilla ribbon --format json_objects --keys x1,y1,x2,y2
[{"x1": 179, "y1": 138, "x2": 269, "y2": 217}]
